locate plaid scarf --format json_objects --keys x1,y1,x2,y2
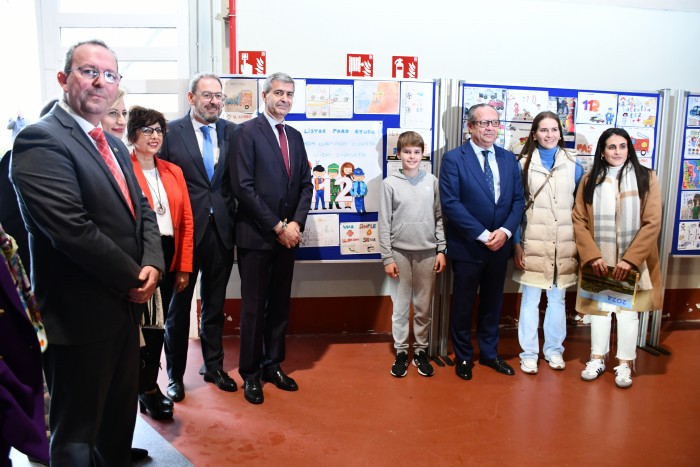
[
  {"x1": 0, "y1": 224, "x2": 48, "y2": 351},
  {"x1": 593, "y1": 165, "x2": 651, "y2": 290}
]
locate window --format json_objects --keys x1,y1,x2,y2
[{"x1": 60, "y1": 28, "x2": 177, "y2": 48}]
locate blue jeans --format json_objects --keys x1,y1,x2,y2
[{"x1": 518, "y1": 284, "x2": 566, "y2": 360}]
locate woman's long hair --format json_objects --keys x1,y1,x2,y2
[
  {"x1": 582, "y1": 127, "x2": 650, "y2": 204},
  {"x1": 519, "y1": 111, "x2": 566, "y2": 195}
]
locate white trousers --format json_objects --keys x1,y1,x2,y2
[{"x1": 589, "y1": 310, "x2": 639, "y2": 361}]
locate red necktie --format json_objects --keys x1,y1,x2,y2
[
  {"x1": 275, "y1": 123, "x2": 291, "y2": 176},
  {"x1": 88, "y1": 127, "x2": 135, "y2": 217}
]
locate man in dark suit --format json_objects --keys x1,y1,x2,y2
[
  {"x1": 10, "y1": 40, "x2": 164, "y2": 466},
  {"x1": 159, "y1": 73, "x2": 236, "y2": 400},
  {"x1": 230, "y1": 72, "x2": 313, "y2": 404},
  {"x1": 439, "y1": 103, "x2": 525, "y2": 381}
]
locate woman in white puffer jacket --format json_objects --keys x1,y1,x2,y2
[{"x1": 512, "y1": 111, "x2": 583, "y2": 375}]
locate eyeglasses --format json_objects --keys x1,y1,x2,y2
[
  {"x1": 67, "y1": 67, "x2": 122, "y2": 84},
  {"x1": 474, "y1": 120, "x2": 501, "y2": 128},
  {"x1": 140, "y1": 127, "x2": 164, "y2": 136},
  {"x1": 194, "y1": 92, "x2": 225, "y2": 101}
]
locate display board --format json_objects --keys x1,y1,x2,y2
[
  {"x1": 221, "y1": 76, "x2": 439, "y2": 261},
  {"x1": 459, "y1": 83, "x2": 662, "y2": 172},
  {"x1": 670, "y1": 93, "x2": 700, "y2": 255}
]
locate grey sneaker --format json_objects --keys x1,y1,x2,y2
[
  {"x1": 391, "y1": 352, "x2": 409, "y2": 377},
  {"x1": 413, "y1": 350, "x2": 434, "y2": 377}
]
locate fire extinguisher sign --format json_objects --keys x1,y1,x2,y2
[
  {"x1": 392, "y1": 56, "x2": 418, "y2": 79},
  {"x1": 239, "y1": 51, "x2": 266, "y2": 75}
]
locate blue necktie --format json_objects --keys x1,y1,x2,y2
[
  {"x1": 481, "y1": 150, "x2": 495, "y2": 199},
  {"x1": 200, "y1": 126, "x2": 215, "y2": 180}
]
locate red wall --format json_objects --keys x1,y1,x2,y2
[{"x1": 209, "y1": 288, "x2": 700, "y2": 335}]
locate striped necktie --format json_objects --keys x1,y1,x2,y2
[{"x1": 88, "y1": 127, "x2": 134, "y2": 217}]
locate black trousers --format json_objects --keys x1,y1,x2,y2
[
  {"x1": 449, "y1": 246, "x2": 510, "y2": 362},
  {"x1": 139, "y1": 236, "x2": 174, "y2": 393},
  {"x1": 43, "y1": 312, "x2": 139, "y2": 467},
  {"x1": 237, "y1": 245, "x2": 296, "y2": 382},
  {"x1": 164, "y1": 221, "x2": 234, "y2": 380}
]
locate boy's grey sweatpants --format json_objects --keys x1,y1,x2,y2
[{"x1": 389, "y1": 248, "x2": 436, "y2": 352}]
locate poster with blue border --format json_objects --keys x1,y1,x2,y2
[
  {"x1": 459, "y1": 82, "x2": 661, "y2": 173},
  {"x1": 221, "y1": 76, "x2": 438, "y2": 261},
  {"x1": 671, "y1": 94, "x2": 700, "y2": 255}
]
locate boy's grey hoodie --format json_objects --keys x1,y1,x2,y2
[{"x1": 378, "y1": 169, "x2": 445, "y2": 265}]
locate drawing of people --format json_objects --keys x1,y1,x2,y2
[
  {"x1": 327, "y1": 163, "x2": 341, "y2": 209},
  {"x1": 312, "y1": 164, "x2": 326, "y2": 210},
  {"x1": 693, "y1": 197, "x2": 700, "y2": 220},
  {"x1": 685, "y1": 162, "x2": 695, "y2": 188},
  {"x1": 340, "y1": 161, "x2": 355, "y2": 209},
  {"x1": 681, "y1": 199, "x2": 693, "y2": 220},
  {"x1": 605, "y1": 108, "x2": 614, "y2": 124},
  {"x1": 350, "y1": 167, "x2": 368, "y2": 214}
]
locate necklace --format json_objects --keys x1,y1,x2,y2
[{"x1": 144, "y1": 166, "x2": 167, "y2": 216}]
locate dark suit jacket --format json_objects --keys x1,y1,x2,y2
[
  {"x1": 439, "y1": 140, "x2": 525, "y2": 260},
  {"x1": 230, "y1": 114, "x2": 313, "y2": 249},
  {"x1": 10, "y1": 104, "x2": 164, "y2": 345},
  {"x1": 160, "y1": 114, "x2": 235, "y2": 249}
]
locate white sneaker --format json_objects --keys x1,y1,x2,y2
[
  {"x1": 547, "y1": 353, "x2": 566, "y2": 370},
  {"x1": 614, "y1": 363, "x2": 633, "y2": 388},
  {"x1": 581, "y1": 359, "x2": 605, "y2": 381},
  {"x1": 520, "y1": 358, "x2": 538, "y2": 374}
]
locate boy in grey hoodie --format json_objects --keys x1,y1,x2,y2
[{"x1": 379, "y1": 131, "x2": 446, "y2": 377}]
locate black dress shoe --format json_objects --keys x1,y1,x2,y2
[
  {"x1": 262, "y1": 369, "x2": 299, "y2": 391},
  {"x1": 131, "y1": 447, "x2": 149, "y2": 463},
  {"x1": 479, "y1": 356, "x2": 515, "y2": 375},
  {"x1": 244, "y1": 380, "x2": 264, "y2": 404},
  {"x1": 157, "y1": 385, "x2": 174, "y2": 409},
  {"x1": 167, "y1": 379, "x2": 185, "y2": 402},
  {"x1": 455, "y1": 360, "x2": 473, "y2": 380},
  {"x1": 139, "y1": 391, "x2": 174, "y2": 420},
  {"x1": 203, "y1": 370, "x2": 238, "y2": 392}
]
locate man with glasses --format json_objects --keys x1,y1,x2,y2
[
  {"x1": 160, "y1": 73, "x2": 237, "y2": 401},
  {"x1": 11, "y1": 40, "x2": 164, "y2": 466},
  {"x1": 439, "y1": 103, "x2": 525, "y2": 381}
]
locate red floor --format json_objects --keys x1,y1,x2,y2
[{"x1": 142, "y1": 322, "x2": 700, "y2": 466}]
